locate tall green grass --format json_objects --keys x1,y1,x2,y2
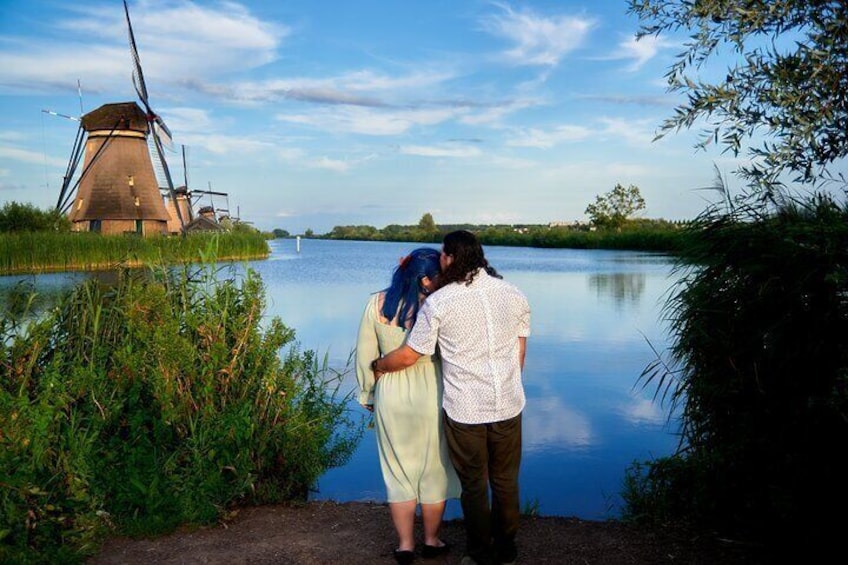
[
  {"x1": 0, "y1": 231, "x2": 270, "y2": 275},
  {"x1": 622, "y1": 193, "x2": 848, "y2": 551},
  {"x1": 0, "y1": 258, "x2": 363, "y2": 564}
]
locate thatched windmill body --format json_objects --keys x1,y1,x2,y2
[
  {"x1": 65, "y1": 102, "x2": 170, "y2": 235},
  {"x1": 57, "y1": 1, "x2": 186, "y2": 236}
]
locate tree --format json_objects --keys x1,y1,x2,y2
[
  {"x1": 584, "y1": 183, "x2": 645, "y2": 230},
  {"x1": 628, "y1": 0, "x2": 848, "y2": 196},
  {"x1": 417, "y1": 212, "x2": 437, "y2": 233},
  {"x1": 0, "y1": 201, "x2": 70, "y2": 232},
  {"x1": 625, "y1": 2, "x2": 848, "y2": 552},
  {"x1": 272, "y1": 228, "x2": 290, "y2": 238}
]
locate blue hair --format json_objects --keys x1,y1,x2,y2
[{"x1": 381, "y1": 247, "x2": 441, "y2": 327}]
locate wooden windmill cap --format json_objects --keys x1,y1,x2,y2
[{"x1": 81, "y1": 102, "x2": 149, "y2": 133}]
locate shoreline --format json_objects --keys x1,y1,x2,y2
[
  {"x1": 87, "y1": 500, "x2": 767, "y2": 564},
  {"x1": 0, "y1": 253, "x2": 270, "y2": 276}
]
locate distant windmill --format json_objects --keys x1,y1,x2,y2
[
  {"x1": 56, "y1": 0, "x2": 184, "y2": 236},
  {"x1": 164, "y1": 145, "x2": 195, "y2": 233}
]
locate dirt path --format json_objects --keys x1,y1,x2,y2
[{"x1": 87, "y1": 501, "x2": 765, "y2": 564}]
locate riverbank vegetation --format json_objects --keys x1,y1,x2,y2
[
  {"x1": 319, "y1": 185, "x2": 689, "y2": 253},
  {"x1": 622, "y1": 0, "x2": 848, "y2": 556},
  {"x1": 0, "y1": 230, "x2": 270, "y2": 275},
  {"x1": 623, "y1": 192, "x2": 848, "y2": 551},
  {"x1": 0, "y1": 260, "x2": 363, "y2": 564},
  {"x1": 323, "y1": 216, "x2": 688, "y2": 252},
  {"x1": 0, "y1": 201, "x2": 270, "y2": 275}
]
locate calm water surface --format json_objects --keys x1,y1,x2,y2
[
  {"x1": 247, "y1": 239, "x2": 681, "y2": 520},
  {"x1": 0, "y1": 238, "x2": 682, "y2": 521}
]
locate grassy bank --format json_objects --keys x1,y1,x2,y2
[
  {"x1": 322, "y1": 222, "x2": 689, "y2": 253},
  {"x1": 0, "y1": 260, "x2": 363, "y2": 564},
  {"x1": 0, "y1": 231, "x2": 270, "y2": 275}
]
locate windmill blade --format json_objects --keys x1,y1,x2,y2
[
  {"x1": 153, "y1": 117, "x2": 174, "y2": 151},
  {"x1": 182, "y1": 144, "x2": 189, "y2": 188},
  {"x1": 56, "y1": 124, "x2": 86, "y2": 211},
  {"x1": 124, "y1": 0, "x2": 175, "y2": 153},
  {"x1": 42, "y1": 109, "x2": 79, "y2": 122},
  {"x1": 150, "y1": 127, "x2": 186, "y2": 232},
  {"x1": 124, "y1": 0, "x2": 149, "y2": 106}
]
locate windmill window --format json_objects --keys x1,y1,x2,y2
[
  {"x1": 134, "y1": 196, "x2": 140, "y2": 207},
  {"x1": 127, "y1": 175, "x2": 134, "y2": 187},
  {"x1": 90, "y1": 220, "x2": 101, "y2": 233},
  {"x1": 77, "y1": 199, "x2": 83, "y2": 210}
]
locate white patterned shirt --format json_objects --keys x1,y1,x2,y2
[{"x1": 406, "y1": 269, "x2": 530, "y2": 424}]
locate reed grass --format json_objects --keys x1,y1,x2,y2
[
  {"x1": 0, "y1": 231, "x2": 270, "y2": 275},
  {"x1": 0, "y1": 255, "x2": 363, "y2": 563},
  {"x1": 622, "y1": 193, "x2": 848, "y2": 549}
]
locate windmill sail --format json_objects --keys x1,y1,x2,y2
[{"x1": 122, "y1": 0, "x2": 183, "y2": 231}]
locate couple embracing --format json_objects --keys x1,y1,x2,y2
[{"x1": 356, "y1": 230, "x2": 531, "y2": 565}]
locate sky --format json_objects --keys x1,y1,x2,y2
[{"x1": 0, "y1": 0, "x2": 760, "y2": 234}]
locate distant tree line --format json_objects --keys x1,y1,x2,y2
[{"x1": 316, "y1": 186, "x2": 688, "y2": 252}]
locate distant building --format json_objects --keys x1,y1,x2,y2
[
  {"x1": 548, "y1": 220, "x2": 583, "y2": 228},
  {"x1": 184, "y1": 205, "x2": 224, "y2": 232}
]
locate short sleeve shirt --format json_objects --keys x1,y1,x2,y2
[{"x1": 406, "y1": 269, "x2": 530, "y2": 424}]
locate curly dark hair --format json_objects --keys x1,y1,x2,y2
[{"x1": 437, "y1": 230, "x2": 501, "y2": 288}]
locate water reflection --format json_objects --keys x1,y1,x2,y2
[
  {"x1": 2, "y1": 240, "x2": 682, "y2": 520},
  {"x1": 252, "y1": 241, "x2": 682, "y2": 520},
  {"x1": 589, "y1": 272, "x2": 646, "y2": 308}
]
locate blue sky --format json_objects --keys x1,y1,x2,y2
[{"x1": 1, "y1": 0, "x2": 746, "y2": 234}]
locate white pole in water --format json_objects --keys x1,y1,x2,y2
[{"x1": 296, "y1": 235, "x2": 301, "y2": 253}]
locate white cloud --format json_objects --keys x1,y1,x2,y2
[
  {"x1": 480, "y1": 2, "x2": 595, "y2": 66},
  {"x1": 0, "y1": 131, "x2": 26, "y2": 142},
  {"x1": 399, "y1": 144, "x2": 482, "y2": 158},
  {"x1": 276, "y1": 106, "x2": 461, "y2": 136},
  {"x1": 312, "y1": 157, "x2": 350, "y2": 172},
  {"x1": 617, "y1": 394, "x2": 665, "y2": 425},
  {"x1": 278, "y1": 147, "x2": 306, "y2": 161},
  {"x1": 158, "y1": 107, "x2": 214, "y2": 133},
  {"x1": 523, "y1": 395, "x2": 594, "y2": 452},
  {"x1": 0, "y1": 0, "x2": 284, "y2": 95},
  {"x1": 487, "y1": 155, "x2": 537, "y2": 169},
  {"x1": 459, "y1": 97, "x2": 542, "y2": 126},
  {"x1": 179, "y1": 133, "x2": 277, "y2": 155},
  {"x1": 507, "y1": 124, "x2": 592, "y2": 148},
  {"x1": 597, "y1": 116, "x2": 659, "y2": 147},
  {"x1": 612, "y1": 34, "x2": 675, "y2": 72},
  {"x1": 220, "y1": 69, "x2": 455, "y2": 106},
  {"x1": 0, "y1": 146, "x2": 66, "y2": 167}
]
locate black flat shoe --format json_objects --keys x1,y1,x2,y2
[
  {"x1": 421, "y1": 542, "x2": 452, "y2": 558},
  {"x1": 394, "y1": 549, "x2": 415, "y2": 564}
]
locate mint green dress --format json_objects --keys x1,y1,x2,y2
[{"x1": 356, "y1": 293, "x2": 461, "y2": 504}]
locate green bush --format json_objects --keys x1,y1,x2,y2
[
  {"x1": 0, "y1": 261, "x2": 362, "y2": 563},
  {"x1": 0, "y1": 201, "x2": 70, "y2": 233},
  {"x1": 624, "y1": 193, "x2": 848, "y2": 550}
]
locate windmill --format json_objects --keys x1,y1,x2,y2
[
  {"x1": 164, "y1": 145, "x2": 195, "y2": 233},
  {"x1": 56, "y1": 0, "x2": 185, "y2": 236}
]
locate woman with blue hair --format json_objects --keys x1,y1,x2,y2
[{"x1": 356, "y1": 247, "x2": 460, "y2": 564}]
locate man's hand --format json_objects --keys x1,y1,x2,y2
[{"x1": 370, "y1": 358, "x2": 384, "y2": 382}]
